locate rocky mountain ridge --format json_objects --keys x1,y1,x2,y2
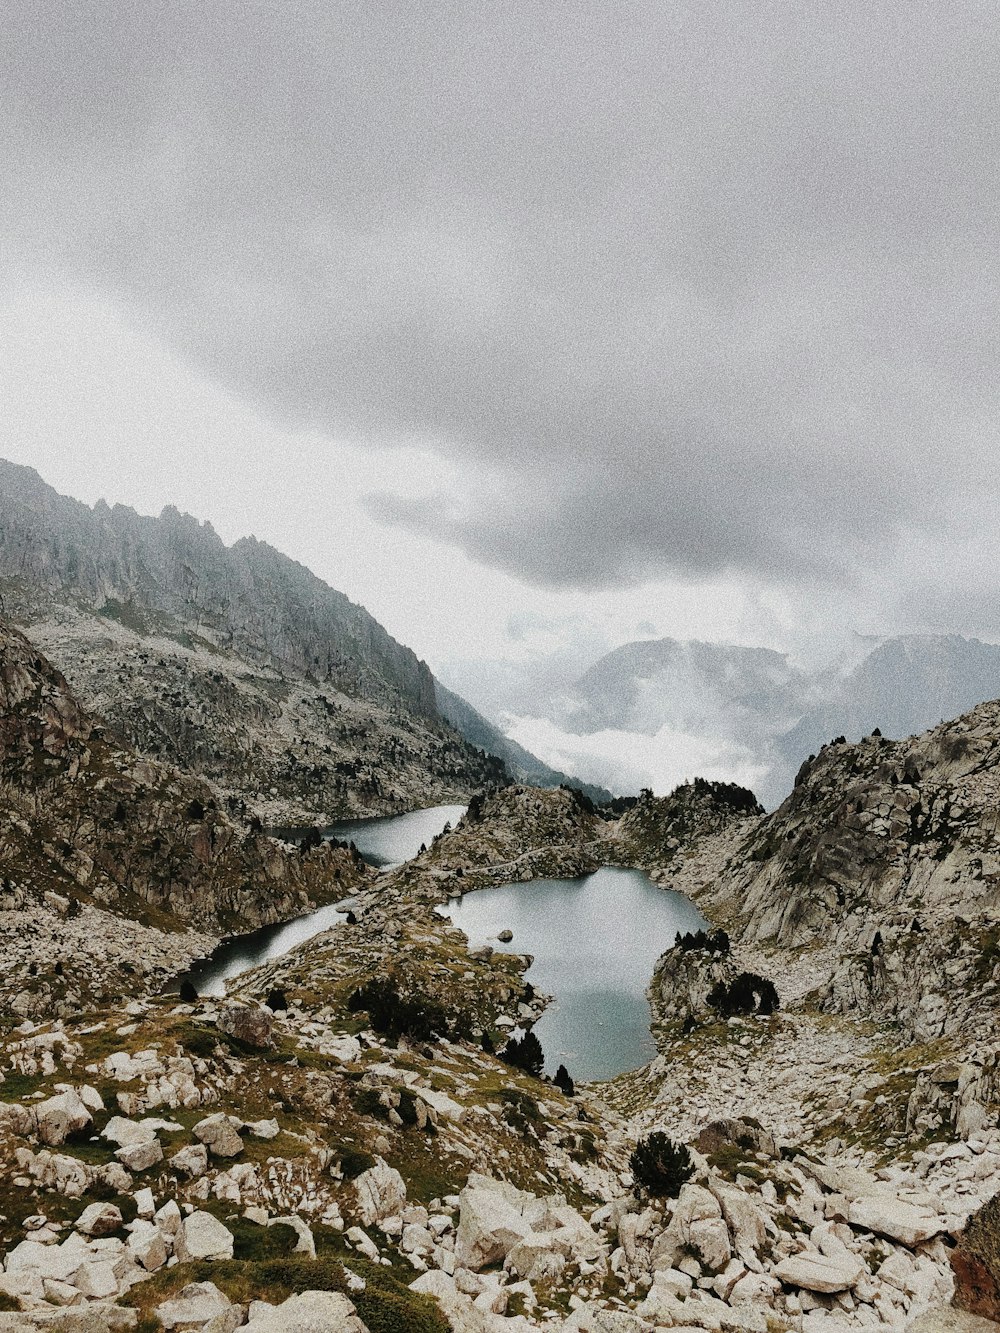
[
  {"x1": 0, "y1": 459, "x2": 563, "y2": 822},
  {"x1": 0, "y1": 618, "x2": 369, "y2": 1018}
]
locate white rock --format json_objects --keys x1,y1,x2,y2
[
  {"x1": 773, "y1": 1250, "x2": 864, "y2": 1293},
  {"x1": 354, "y1": 1158, "x2": 407, "y2": 1227},
  {"x1": 179, "y1": 1210, "x2": 235, "y2": 1261}
]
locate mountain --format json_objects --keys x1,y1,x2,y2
[
  {"x1": 507, "y1": 631, "x2": 1000, "y2": 809},
  {"x1": 561, "y1": 637, "x2": 812, "y2": 746},
  {"x1": 0, "y1": 617, "x2": 367, "y2": 1017},
  {"x1": 777, "y1": 634, "x2": 1000, "y2": 763},
  {"x1": 0, "y1": 459, "x2": 512, "y2": 822},
  {"x1": 434, "y1": 681, "x2": 612, "y2": 806}
]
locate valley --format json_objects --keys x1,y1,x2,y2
[{"x1": 0, "y1": 474, "x2": 998, "y2": 1333}]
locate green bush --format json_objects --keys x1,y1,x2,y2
[
  {"x1": 338, "y1": 1148, "x2": 376, "y2": 1180},
  {"x1": 630, "y1": 1132, "x2": 694, "y2": 1198}
]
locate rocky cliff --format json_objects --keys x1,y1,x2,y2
[
  {"x1": 0, "y1": 460, "x2": 509, "y2": 822},
  {"x1": 0, "y1": 619, "x2": 368, "y2": 1015}
]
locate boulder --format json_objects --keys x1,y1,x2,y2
[
  {"x1": 127, "y1": 1221, "x2": 167, "y2": 1272},
  {"x1": 194, "y1": 1113, "x2": 244, "y2": 1158},
  {"x1": 773, "y1": 1250, "x2": 864, "y2": 1293},
  {"x1": 178, "y1": 1211, "x2": 235, "y2": 1261},
  {"x1": 906, "y1": 1308, "x2": 1000, "y2": 1331},
  {"x1": 353, "y1": 1158, "x2": 407, "y2": 1227},
  {"x1": 102, "y1": 1117, "x2": 156, "y2": 1148},
  {"x1": 34, "y1": 1091, "x2": 92, "y2": 1147},
  {"x1": 952, "y1": 1189, "x2": 1000, "y2": 1323},
  {"x1": 115, "y1": 1139, "x2": 163, "y2": 1172},
  {"x1": 216, "y1": 1004, "x2": 274, "y2": 1049},
  {"x1": 156, "y1": 1281, "x2": 235, "y2": 1330},
  {"x1": 410, "y1": 1271, "x2": 494, "y2": 1333},
  {"x1": 74, "y1": 1204, "x2": 123, "y2": 1238},
  {"x1": 849, "y1": 1196, "x2": 946, "y2": 1247},
  {"x1": 242, "y1": 1290, "x2": 366, "y2": 1331},
  {"x1": 454, "y1": 1179, "x2": 535, "y2": 1271},
  {"x1": 171, "y1": 1143, "x2": 210, "y2": 1178}
]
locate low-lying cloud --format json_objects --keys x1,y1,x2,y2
[{"x1": 3, "y1": 2, "x2": 999, "y2": 606}]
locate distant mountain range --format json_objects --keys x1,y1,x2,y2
[
  {"x1": 0, "y1": 459, "x2": 593, "y2": 820},
  {"x1": 495, "y1": 631, "x2": 1000, "y2": 808}
]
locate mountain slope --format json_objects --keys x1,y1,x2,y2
[
  {"x1": 778, "y1": 634, "x2": 1000, "y2": 763},
  {"x1": 683, "y1": 703, "x2": 1000, "y2": 1045},
  {"x1": 434, "y1": 680, "x2": 612, "y2": 805},
  {"x1": 0, "y1": 460, "x2": 507, "y2": 822},
  {"x1": 562, "y1": 637, "x2": 811, "y2": 743},
  {"x1": 0, "y1": 617, "x2": 368, "y2": 1015}
]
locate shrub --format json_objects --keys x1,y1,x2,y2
[
  {"x1": 630, "y1": 1132, "x2": 694, "y2": 1197},
  {"x1": 347, "y1": 978, "x2": 467, "y2": 1044},
  {"x1": 338, "y1": 1148, "x2": 376, "y2": 1180},
  {"x1": 707, "y1": 972, "x2": 779, "y2": 1017},
  {"x1": 674, "y1": 928, "x2": 730, "y2": 955}
]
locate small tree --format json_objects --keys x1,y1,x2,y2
[
  {"x1": 553, "y1": 1064, "x2": 575, "y2": 1097},
  {"x1": 502, "y1": 1030, "x2": 545, "y2": 1079},
  {"x1": 630, "y1": 1132, "x2": 694, "y2": 1198}
]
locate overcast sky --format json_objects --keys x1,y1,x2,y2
[{"x1": 3, "y1": 2, "x2": 1000, "y2": 719}]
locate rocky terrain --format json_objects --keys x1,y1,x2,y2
[
  {"x1": 0, "y1": 619, "x2": 369, "y2": 1019},
  {"x1": 1, "y1": 585, "x2": 1000, "y2": 1327}
]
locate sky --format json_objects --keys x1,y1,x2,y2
[{"x1": 3, "y1": 3, "x2": 1000, "y2": 790}]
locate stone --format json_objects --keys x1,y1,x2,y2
[
  {"x1": 134, "y1": 1188, "x2": 155, "y2": 1219},
  {"x1": 454, "y1": 1179, "x2": 535, "y2": 1271},
  {"x1": 906, "y1": 1310, "x2": 1000, "y2": 1332},
  {"x1": 179, "y1": 1211, "x2": 235, "y2": 1261},
  {"x1": 74, "y1": 1204, "x2": 123, "y2": 1238},
  {"x1": 171, "y1": 1143, "x2": 210, "y2": 1178},
  {"x1": 102, "y1": 1117, "x2": 156, "y2": 1148},
  {"x1": 952, "y1": 1189, "x2": 1000, "y2": 1323},
  {"x1": 216, "y1": 1003, "x2": 274, "y2": 1048},
  {"x1": 33, "y1": 1090, "x2": 92, "y2": 1147},
  {"x1": 157, "y1": 1281, "x2": 235, "y2": 1329},
  {"x1": 72, "y1": 1260, "x2": 119, "y2": 1299},
  {"x1": 194, "y1": 1113, "x2": 244, "y2": 1158},
  {"x1": 242, "y1": 1290, "x2": 366, "y2": 1331},
  {"x1": 849, "y1": 1196, "x2": 947, "y2": 1247},
  {"x1": 773, "y1": 1251, "x2": 864, "y2": 1293},
  {"x1": 115, "y1": 1139, "x2": 163, "y2": 1172},
  {"x1": 245, "y1": 1118, "x2": 279, "y2": 1139},
  {"x1": 354, "y1": 1158, "x2": 407, "y2": 1227},
  {"x1": 127, "y1": 1220, "x2": 168, "y2": 1271}
]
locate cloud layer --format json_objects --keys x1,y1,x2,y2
[{"x1": 3, "y1": 2, "x2": 999, "y2": 596}]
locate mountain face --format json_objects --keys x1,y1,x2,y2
[
  {"x1": 434, "y1": 681, "x2": 612, "y2": 806},
  {"x1": 683, "y1": 701, "x2": 1000, "y2": 1046},
  {"x1": 0, "y1": 459, "x2": 435, "y2": 715},
  {"x1": 0, "y1": 460, "x2": 511, "y2": 822},
  {"x1": 561, "y1": 637, "x2": 812, "y2": 746},
  {"x1": 510, "y1": 631, "x2": 1000, "y2": 808},
  {"x1": 778, "y1": 634, "x2": 1000, "y2": 763},
  {"x1": 0, "y1": 618, "x2": 367, "y2": 1015}
]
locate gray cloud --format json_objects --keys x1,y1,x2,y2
[{"x1": 3, "y1": 1, "x2": 999, "y2": 597}]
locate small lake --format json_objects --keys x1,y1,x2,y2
[
  {"x1": 175, "y1": 803, "x2": 464, "y2": 996},
  {"x1": 440, "y1": 866, "x2": 708, "y2": 1083},
  {"x1": 322, "y1": 803, "x2": 467, "y2": 868}
]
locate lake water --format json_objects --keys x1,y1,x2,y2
[
  {"x1": 174, "y1": 803, "x2": 464, "y2": 996},
  {"x1": 440, "y1": 866, "x2": 708, "y2": 1083},
  {"x1": 323, "y1": 803, "x2": 467, "y2": 867}
]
